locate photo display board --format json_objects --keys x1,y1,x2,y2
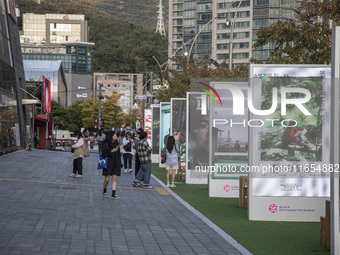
[
  {"x1": 249, "y1": 64, "x2": 331, "y2": 221},
  {"x1": 144, "y1": 109, "x2": 152, "y2": 146},
  {"x1": 151, "y1": 105, "x2": 160, "y2": 162},
  {"x1": 186, "y1": 92, "x2": 210, "y2": 184},
  {"x1": 208, "y1": 82, "x2": 249, "y2": 197},
  {"x1": 170, "y1": 98, "x2": 186, "y2": 167},
  {"x1": 159, "y1": 102, "x2": 171, "y2": 167},
  {"x1": 331, "y1": 26, "x2": 340, "y2": 255}
]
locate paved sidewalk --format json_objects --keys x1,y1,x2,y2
[{"x1": 0, "y1": 149, "x2": 251, "y2": 255}]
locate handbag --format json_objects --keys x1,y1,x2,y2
[
  {"x1": 97, "y1": 154, "x2": 108, "y2": 169},
  {"x1": 82, "y1": 142, "x2": 90, "y2": 157},
  {"x1": 161, "y1": 154, "x2": 166, "y2": 164},
  {"x1": 123, "y1": 142, "x2": 131, "y2": 152}
]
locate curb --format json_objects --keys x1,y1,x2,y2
[{"x1": 151, "y1": 174, "x2": 253, "y2": 255}]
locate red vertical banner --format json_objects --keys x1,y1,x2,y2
[
  {"x1": 48, "y1": 79, "x2": 51, "y2": 113},
  {"x1": 43, "y1": 76, "x2": 51, "y2": 113}
]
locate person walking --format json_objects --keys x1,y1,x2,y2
[
  {"x1": 133, "y1": 131, "x2": 153, "y2": 189},
  {"x1": 69, "y1": 130, "x2": 84, "y2": 178},
  {"x1": 96, "y1": 129, "x2": 106, "y2": 154},
  {"x1": 165, "y1": 136, "x2": 179, "y2": 188},
  {"x1": 122, "y1": 131, "x2": 134, "y2": 174},
  {"x1": 102, "y1": 130, "x2": 121, "y2": 199}
]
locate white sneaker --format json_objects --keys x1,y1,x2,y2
[
  {"x1": 124, "y1": 169, "x2": 128, "y2": 173},
  {"x1": 170, "y1": 184, "x2": 176, "y2": 188},
  {"x1": 128, "y1": 169, "x2": 133, "y2": 174},
  {"x1": 166, "y1": 183, "x2": 170, "y2": 188}
]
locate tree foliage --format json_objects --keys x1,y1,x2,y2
[
  {"x1": 155, "y1": 56, "x2": 249, "y2": 102},
  {"x1": 101, "y1": 93, "x2": 125, "y2": 130},
  {"x1": 16, "y1": 0, "x2": 168, "y2": 74},
  {"x1": 252, "y1": 0, "x2": 340, "y2": 64}
]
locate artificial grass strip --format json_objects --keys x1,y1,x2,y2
[{"x1": 152, "y1": 163, "x2": 330, "y2": 255}]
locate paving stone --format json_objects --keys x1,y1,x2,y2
[{"x1": 0, "y1": 149, "x2": 249, "y2": 255}]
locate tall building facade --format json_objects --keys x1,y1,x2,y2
[
  {"x1": 168, "y1": 0, "x2": 300, "y2": 69},
  {"x1": 19, "y1": 13, "x2": 94, "y2": 106},
  {"x1": 0, "y1": 0, "x2": 31, "y2": 153},
  {"x1": 93, "y1": 73, "x2": 144, "y2": 113}
]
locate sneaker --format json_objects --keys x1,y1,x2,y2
[
  {"x1": 128, "y1": 169, "x2": 133, "y2": 174},
  {"x1": 124, "y1": 169, "x2": 128, "y2": 173},
  {"x1": 133, "y1": 181, "x2": 141, "y2": 187},
  {"x1": 170, "y1": 184, "x2": 176, "y2": 188},
  {"x1": 75, "y1": 175, "x2": 82, "y2": 178},
  {"x1": 111, "y1": 196, "x2": 119, "y2": 200},
  {"x1": 143, "y1": 185, "x2": 153, "y2": 189},
  {"x1": 103, "y1": 193, "x2": 108, "y2": 198},
  {"x1": 166, "y1": 183, "x2": 170, "y2": 188},
  {"x1": 69, "y1": 174, "x2": 76, "y2": 177}
]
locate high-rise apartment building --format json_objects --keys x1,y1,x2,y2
[
  {"x1": 19, "y1": 13, "x2": 94, "y2": 106},
  {"x1": 168, "y1": 0, "x2": 300, "y2": 69},
  {"x1": 93, "y1": 73, "x2": 144, "y2": 114}
]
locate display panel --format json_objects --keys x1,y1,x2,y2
[
  {"x1": 144, "y1": 109, "x2": 152, "y2": 146},
  {"x1": 186, "y1": 93, "x2": 210, "y2": 184},
  {"x1": 249, "y1": 65, "x2": 331, "y2": 198},
  {"x1": 159, "y1": 102, "x2": 171, "y2": 167},
  {"x1": 151, "y1": 105, "x2": 160, "y2": 155},
  {"x1": 170, "y1": 98, "x2": 186, "y2": 166}
]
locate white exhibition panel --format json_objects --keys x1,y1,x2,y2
[
  {"x1": 208, "y1": 82, "x2": 249, "y2": 198},
  {"x1": 331, "y1": 26, "x2": 340, "y2": 255},
  {"x1": 151, "y1": 105, "x2": 160, "y2": 163},
  {"x1": 249, "y1": 196, "x2": 328, "y2": 222},
  {"x1": 144, "y1": 109, "x2": 152, "y2": 147},
  {"x1": 170, "y1": 98, "x2": 186, "y2": 167},
  {"x1": 159, "y1": 102, "x2": 171, "y2": 168},
  {"x1": 209, "y1": 178, "x2": 240, "y2": 197},
  {"x1": 186, "y1": 92, "x2": 209, "y2": 184},
  {"x1": 248, "y1": 64, "x2": 331, "y2": 222}
]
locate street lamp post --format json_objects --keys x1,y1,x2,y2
[{"x1": 187, "y1": 16, "x2": 218, "y2": 66}]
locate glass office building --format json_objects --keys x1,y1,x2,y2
[{"x1": 1, "y1": 0, "x2": 30, "y2": 153}]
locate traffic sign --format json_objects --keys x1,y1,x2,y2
[{"x1": 135, "y1": 95, "x2": 147, "y2": 100}]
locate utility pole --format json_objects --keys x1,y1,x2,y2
[{"x1": 98, "y1": 83, "x2": 103, "y2": 130}]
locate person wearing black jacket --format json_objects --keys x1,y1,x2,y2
[{"x1": 102, "y1": 130, "x2": 121, "y2": 199}]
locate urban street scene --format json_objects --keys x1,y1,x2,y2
[{"x1": 0, "y1": 0, "x2": 339, "y2": 254}]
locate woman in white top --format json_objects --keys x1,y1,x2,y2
[
  {"x1": 165, "y1": 136, "x2": 179, "y2": 188},
  {"x1": 69, "y1": 130, "x2": 84, "y2": 178},
  {"x1": 122, "y1": 132, "x2": 134, "y2": 173}
]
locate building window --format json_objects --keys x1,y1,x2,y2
[
  {"x1": 217, "y1": 43, "x2": 229, "y2": 50},
  {"x1": 65, "y1": 36, "x2": 68, "y2": 41},
  {"x1": 233, "y1": 32, "x2": 249, "y2": 39},
  {"x1": 217, "y1": 53, "x2": 229, "y2": 60},
  {"x1": 54, "y1": 23, "x2": 56, "y2": 28},
  {"x1": 233, "y1": 42, "x2": 249, "y2": 49},
  {"x1": 233, "y1": 52, "x2": 249, "y2": 59},
  {"x1": 217, "y1": 33, "x2": 230, "y2": 39}
]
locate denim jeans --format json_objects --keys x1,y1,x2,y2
[
  {"x1": 135, "y1": 162, "x2": 151, "y2": 185},
  {"x1": 123, "y1": 153, "x2": 132, "y2": 169}
]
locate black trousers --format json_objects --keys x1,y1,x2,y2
[
  {"x1": 73, "y1": 157, "x2": 83, "y2": 175},
  {"x1": 123, "y1": 153, "x2": 132, "y2": 169}
]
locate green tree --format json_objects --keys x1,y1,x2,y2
[
  {"x1": 155, "y1": 56, "x2": 248, "y2": 102},
  {"x1": 123, "y1": 109, "x2": 143, "y2": 129},
  {"x1": 252, "y1": 0, "x2": 340, "y2": 64},
  {"x1": 67, "y1": 100, "x2": 84, "y2": 130},
  {"x1": 51, "y1": 100, "x2": 78, "y2": 131},
  {"x1": 102, "y1": 93, "x2": 125, "y2": 130},
  {"x1": 78, "y1": 97, "x2": 99, "y2": 130}
]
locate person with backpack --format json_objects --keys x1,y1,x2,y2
[
  {"x1": 69, "y1": 129, "x2": 84, "y2": 178},
  {"x1": 165, "y1": 136, "x2": 179, "y2": 188}
]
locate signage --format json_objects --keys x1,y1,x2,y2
[{"x1": 135, "y1": 95, "x2": 147, "y2": 100}]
